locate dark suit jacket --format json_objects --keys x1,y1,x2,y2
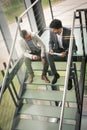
[{"x1": 49, "y1": 27, "x2": 77, "y2": 53}]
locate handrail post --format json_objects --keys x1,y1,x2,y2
[
  {"x1": 73, "y1": 63, "x2": 81, "y2": 113},
  {"x1": 59, "y1": 12, "x2": 75, "y2": 130},
  {"x1": 76, "y1": 9, "x2": 86, "y2": 57}
]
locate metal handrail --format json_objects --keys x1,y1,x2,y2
[
  {"x1": 48, "y1": 0, "x2": 54, "y2": 20},
  {"x1": 0, "y1": 0, "x2": 39, "y2": 100},
  {"x1": 59, "y1": 9, "x2": 87, "y2": 130},
  {"x1": 59, "y1": 12, "x2": 75, "y2": 130},
  {"x1": 78, "y1": 11, "x2": 86, "y2": 57}
]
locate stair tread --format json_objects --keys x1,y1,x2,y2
[
  {"x1": 32, "y1": 61, "x2": 81, "y2": 71},
  {"x1": 25, "y1": 76, "x2": 65, "y2": 85},
  {"x1": 18, "y1": 103, "x2": 77, "y2": 120},
  {"x1": 13, "y1": 118, "x2": 75, "y2": 130},
  {"x1": 22, "y1": 89, "x2": 76, "y2": 102}
]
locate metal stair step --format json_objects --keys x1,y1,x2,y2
[
  {"x1": 24, "y1": 76, "x2": 65, "y2": 86},
  {"x1": 22, "y1": 89, "x2": 76, "y2": 102},
  {"x1": 12, "y1": 118, "x2": 75, "y2": 130},
  {"x1": 18, "y1": 103, "x2": 77, "y2": 120},
  {"x1": 32, "y1": 61, "x2": 81, "y2": 71}
]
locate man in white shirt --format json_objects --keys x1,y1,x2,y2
[{"x1": 19, "y1": 30, "x2": 50, "y2": 83}]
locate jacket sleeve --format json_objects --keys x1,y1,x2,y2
[
  {"x1": 63, "y1": 28, "x2": 77, "y2": 53},
  {"x1": 19, "y1": 38, "x2": 33, "y2": 59},
  {"x1": 24, "y1": 51, "x2": 33, "y2": 59},
  {"x1": 32, "y1": 33, "x2": 46, "y2": 58},
  {"x1": 49, "y1": 31, "x2": 54, "y2": 51},
  {"x1": 63, "y1": 35, "x2": 77, "y2": 54}
]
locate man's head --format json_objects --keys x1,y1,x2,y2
[
  {"x1": 50, "y1": 19, "x2": 63, "y2": 35},
  {"x1": 20, "y1": 30, "x2": 32, "y2": 40}
]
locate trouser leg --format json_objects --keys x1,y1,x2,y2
[
  {"x1": 47, "y1": 54, "x2": 57, "y2": 75},
  {"x1": 42, "y1": 57, "x2": 49, "y2": 76},
  {"x1": 24, "y1": 57, "x2": 34, "y2": 76}
]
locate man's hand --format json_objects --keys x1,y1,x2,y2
[
  {"x1": 32, "y1": 55, "x2": 40, "y2": 60},
  {"x1": 49, "y1": 49, "x2": 54, "y2": 55},
  {"x1": 61, "y1": 52, "x2": 67, "y2": 57}
]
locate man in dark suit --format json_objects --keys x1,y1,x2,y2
[{"x1": 47, "y1": 19, "x2": 77, "y2": 89}]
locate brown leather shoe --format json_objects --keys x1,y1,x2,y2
[
  {"x1": 29, "y1": 75, "x2": 34, "y2": 83},
  {"x1": 41, "y1": 75, "x2": 50, "y2": 83}
]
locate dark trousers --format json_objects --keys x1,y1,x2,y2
[
  {"x1": 42, "y1": 58, "x2": 49, "y2": 76},
  {"x1": 47, "y1": 53, "x2": 67, "y2": 75}
]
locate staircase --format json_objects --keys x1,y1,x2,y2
[
  {"x1": 0, "y1": 57, "x2": 85, "y2": 130},
  {"x1": 10, "y1": 60, "x2": 79, "y2": 130},
  {"x1": 0, "y1": 5, "x2": 87, "y2": 130}
]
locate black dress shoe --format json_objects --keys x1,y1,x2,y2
[
  {"x1": 52, "y1": 73, "x2": 60, "y2": 84},
  {"x1": 68, "y1": 79, "x2": 73, "y2": 90}
]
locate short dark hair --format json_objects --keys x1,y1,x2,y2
[
  {"x1": 20, "y1": 30, "x2": 27, "y2": 38},
  {"x1": 50, "y1": 19, "x2": 62, "y2": 29}
]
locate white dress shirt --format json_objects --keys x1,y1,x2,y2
[{"x1": 57, "y1": 32, "x2": 64, "y2": 49}]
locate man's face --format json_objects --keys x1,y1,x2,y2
[
  {"x1": 52, "y1": 28, "x2": 62, "y2": 35},
  {"x1": 24, "y1": 32, "x2": 32, "y2": 40}
]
